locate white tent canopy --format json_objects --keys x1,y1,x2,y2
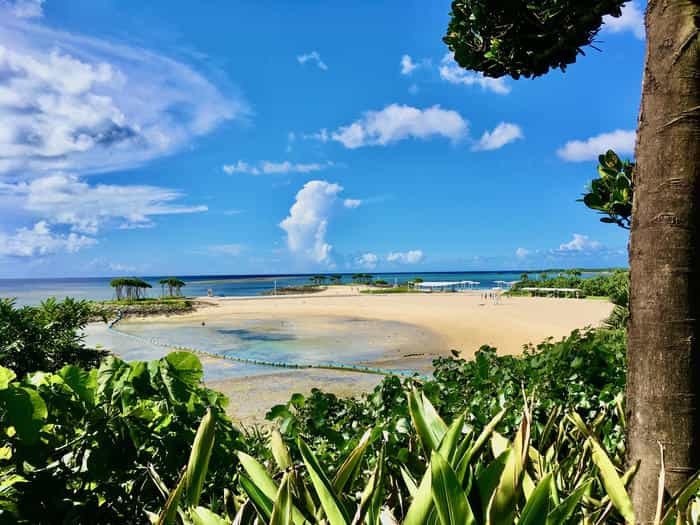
[{"x1": 414, "y1": 280, "x2": 478, "y2": 291}]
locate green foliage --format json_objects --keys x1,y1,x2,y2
[
  {"x1": 0, "y1": 298, "x2": 107, "y2": 378},
  {"x1": 166, "y1": 390, "x2": 700, "y2": 524},
  {"x1": 513, "y1": 269, "x2": 629, "y2": 299},
  {"x1": 581, "y1": 150, "x2": 634, "y2": 229},
  {"x1": 351, "y1": 274, "x2": 373, "y2": 284},
  {"x1": 159, "y1": 277, "x2": 187, "y2": 297},
  {"x1": 0, "y1": 353, "x2": 242, "y2": 523},
  {"x1": 443, "y1": 0, "x2": 627, "y2": 79}
]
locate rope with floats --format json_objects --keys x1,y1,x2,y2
[{"x1": 107, "y1": 317, "x2": 428, "y2": 380}]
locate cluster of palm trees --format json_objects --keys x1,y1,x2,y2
[{"x1": 351, "y1": 273, "x2": 374, "y2": 284}]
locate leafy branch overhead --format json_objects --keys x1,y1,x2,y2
[
  {"x1": 581, "y1": 150, "x2": 633, "y2": 229},
  {"x1": 443, "y1": 0, "x2": 627, "y2": 79}
]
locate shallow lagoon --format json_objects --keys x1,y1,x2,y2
[{"x1": 84, "y1": 315, "x2": 438, "y2": 383}]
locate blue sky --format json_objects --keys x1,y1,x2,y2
[{"x1": 0, "y1": 0, "x2": 645, "y2": 278}]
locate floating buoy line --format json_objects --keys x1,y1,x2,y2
[{"x1": 107, "y1": 315, "x2": 428, "y2": 380}]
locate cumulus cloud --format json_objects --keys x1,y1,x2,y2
[
  {"x1": 515, "y1": 247, "x2": 530, "y2": 259},
  {"x1": 0, "y1": 173, "x2": 207, "y2": 234},
  {"x1": 279, "y1": 180, "x2": 344, "y2": 264},
  {"x1": 473, "y1": 122, "x2": 523, "y2": 151},
  {"x1": 222, "y1": 160, "x2": 333, "y2": 175},
  {"x1": 387, "y1": 250, "x2": 424, "y2": 264},
  {"x1": 558, "y1": 234, "x2": 602, "y2": 252},
  {"x1": 297, "y1": 51, "x2": 327, "y2": 71},
  {"x1": 330, "y1": 104, "x2": 468, "y2": 149},
  {"x1": 343, "y1": 198, "x2": 362, "y2": 209},
  {"x1": 439, "y1": 54, "x2": 510, "y2": 95},
  {"x1": 0, "y1": 8, "x2": 244, "y2": 176},
  {"x1": 400, "y1": 54, "x2": 417, "y2": 75},
  {"x1": 0, "y1": 221, "x2": 95, "y2": 257},
  {"x1": 603, "y1": 2, "x2": 645, "y2": 40},
  {"x1": 557, "y1": 129, "x2": 636, "y2": 162},
  {"x1": 355, "y1": 252, "x2": 378, "y2": 269}
]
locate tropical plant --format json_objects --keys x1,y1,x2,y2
[
  {"x1": 161, "y1": 391, "x2": 700, "y2": 524},
  {"x1": 581, "y1": 150, "x2": 633, "y2": 229},
  {"x1": 443, "y1": 0, "x2": 700, "y2": 516},
  {"x1": 0, "y1": 352, "x2": 242, "y2": 523},
  {"x1": 0, "y1": 298, "x2": 107, "y2": 378}
]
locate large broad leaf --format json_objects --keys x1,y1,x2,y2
[
  {"x1": 0, "y1": 367, "x2": 16, "y2": 390},
  {"x1": 270, "y1": 430, "x2": 293, "y2": 471},
  {"x1": 518, "y1": 473, "x2": 552, "y2": 525},
  {"x1": 298, "y1": 439, "x2": 348, "y2": 525},
  {"x1": 183, "y1": 409, "x2": 216, "y2": 508},
  {"x1": 159, "y1": 352, "x2": 203, "y2": 402},
  {"x1": 589, "y1": 438, "x2": 635, "y2": 523},
  {"x1": 404, "y1": 467, "x2": 433, "y2": 525},
  {"x1": 59, "y1": 365, "x2": 97, "y2": 405},
  {"x1": 430, "y1": 451, "x2": 475, "y2": 525},
  {"x1": 0, "y1": 385, "x2": 47, "y2": 444},
  {"x1": 408, "y1": 389, "x2": 447, "y2": 455}
]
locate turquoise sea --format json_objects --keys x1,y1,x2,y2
[{"x1": 1, "y1": 271, "x2": 542, "y2": 306}]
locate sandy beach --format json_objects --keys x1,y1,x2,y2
[{"x1": 99, "y1": 287, "x2": 613, "y2": 424}]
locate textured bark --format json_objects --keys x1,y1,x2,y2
[{"x1": 627, "y1": 0, "x2": 700, "y2": 521}]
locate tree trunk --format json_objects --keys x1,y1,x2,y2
[{"x1": 627, "y1": 1, "x2": 700, "y2": 521}]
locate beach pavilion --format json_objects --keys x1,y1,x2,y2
[{"x1": 414, "y1": 280, "x2": 477, "y2": 292}]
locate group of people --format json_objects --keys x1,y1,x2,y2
[{"x1": 481, "y1": 291, "x2": 501, "y2": 304}]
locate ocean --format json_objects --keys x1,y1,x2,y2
[{"x1": 1, "y1": 270, "x2": 556, "y2": 306}]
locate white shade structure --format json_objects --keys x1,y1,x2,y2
[{"x1": 415, "y1": 280, "x2": 476, "y2": 292}]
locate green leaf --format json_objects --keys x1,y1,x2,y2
[
  {"x1": 430, "y1": 451, "x2": 475, "y2": 525},
  {"x1": 270, "y1": 474, "x2": 293, "y2": 525},
  {"x1": 240, "y1": 475, "x2": 274, "y2": 521},
  {"x1": 589, "y1": 437, "x2": 635, "y2": 523},
  {"x1": 0, "y1": 385, "x2": 47, "y2": 444},
  {"x1": 299, "y1": 439, "x2": 348, "y2": 525},
  {"x1": 0, "y1": 367, "x2": 16, "y2": 389},
  {"x1": 184, "y1": 409, "x2": 216, "y2": 507},
  {"x1": 59, "y1": 365, "x2": 97, "y2": 405},
  {"x1": 519, "y1": 473, "x2": 552, "y2": 525},
  {"x1": 190, "y1": 506, "x2": 229, "y2": 525},
  {"x1": 270, "y1": 429, "x2": 292, "y2": 471},
  {"x1": 333, "y1": 429, "x2": 372, "y2": 493},
  {"x1": 547, "y1": 480, "x2": 592, "y2": 525},
  {"x1": 156, "y1": 470, "x2": 186, "y2": 525},
  {"x1": 404, "y1": 468, "x2": 433, "y2": 525},
  {"x1": 408, "y1": 389, "x2": 447, "y2": 455}
]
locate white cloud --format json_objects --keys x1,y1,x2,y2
[
  {"x1": 603, "y1": 2, "x2": 645, "y2": 40},
  {"x1": 302, "y1": 128, "x2": 330, "y2": 143},
  {"x1": 297, "y1": 51, "x2": 327, "y2": 71},
  {"x1": 557, "y1": 129, "x2": 636, "y2": 162},
  {"x1": 0, "y1": 9, "x2": 244, "y2": 176},
  {"x1": 439, "y1": 54, "x2": 510, "y2": 95},
  {"x1": 3, "y1": 0, "x2": 44, "y2": 18},
  {"x1": 206, "y1": 244, "x2": 244, "y2": 256},
  {"x1": 473, "y1": 122, "x2": 523, "y2": 151},
  {"x1": 399, "y1": 54, "x2": 429, "y2": 75},
  {"x1": 515, "y1": 247, "x2": 530, "y2": 259},
  {"x1": 0, "y1": 173, "x2": 207, "y2": 233},
  {"x1": 222, "y1": 160, "x2": 333, "y2": 175},
  {"x1": 280, "y1": 180, "x2": 344, "y2": 264},
  {"x1": 331, "y1": 104, "x2": 468, "y2": 149},
  {"x1": 0, "y1": 221, "x2": 96, "y2": 257},
  {"x1": 387, "y1": 250, "x2": 424, "y2": 264},
  {"x1": 343, "y1": 198, "x2": 362, "y2": 209},
  {"x1": 557, "y1": 234, "x2": 603, "y2": 252},
  {"x1": 355, "y1": 252, "x2": 378, "y2": 269}
]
